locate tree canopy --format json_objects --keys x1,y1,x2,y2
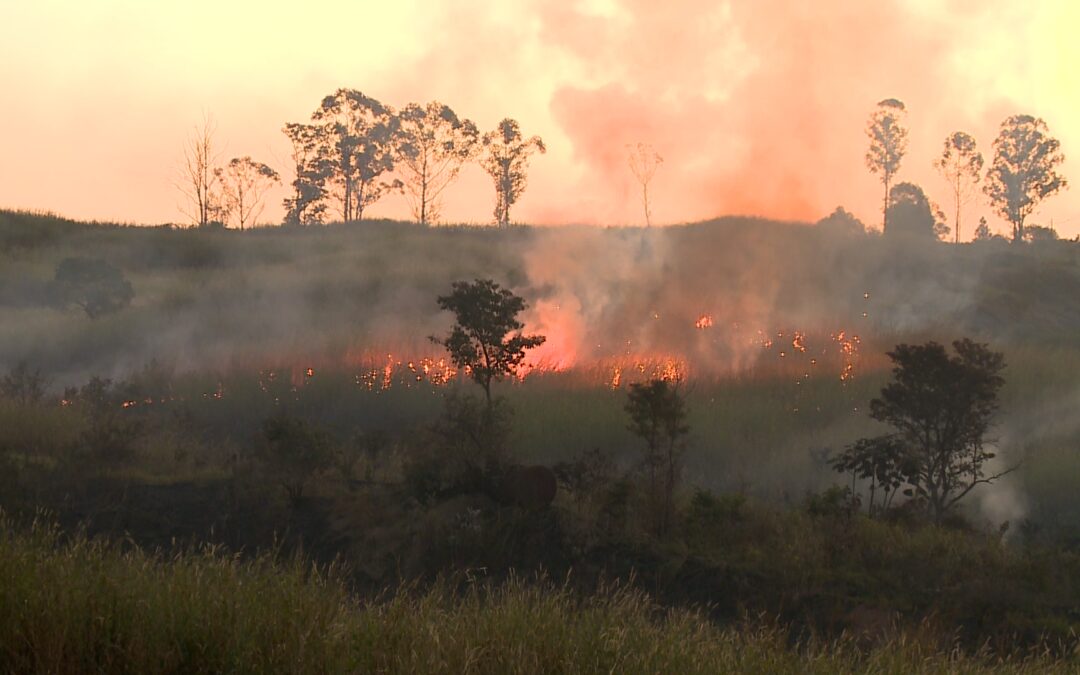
[
  {"x1": 480, "y1": 119, "x2": 546, "y2": 227},
  {"x1": 432, "y1": 279, "x2": 545, "y2": 404},
  {"x1": 984, "y1": 115, "x2": 1067, "y2": 242},
  {"x1": 867, "y1": 339, "x2": 1010, "y2": 523}
]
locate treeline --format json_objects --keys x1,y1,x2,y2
[
  {"x1": 180, "y1": 90, "x2": 546, "y2": 229},
  {"x1": 863, "y1": 100, "x2": 1067, "y2": 243}
]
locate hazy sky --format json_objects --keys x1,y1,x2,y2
[{"x1": 1, "y1": 0, "x2": 1077, "y2": 237}]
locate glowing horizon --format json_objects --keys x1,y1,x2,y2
[{"x1": 1, "y1": 0, "x2": 1077, "y2": 237}]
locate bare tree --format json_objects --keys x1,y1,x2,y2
[
  {"x1": 984, "y1": 114, "x2": 1067, "y2": 243},
  {"x1": 933, "y1": 132, "x2": 984, "y2": 243},
  {"x1": 178, "y1": 114, "x2": 224, "y2": 227},
  {"x1": 865, "y1": 99, "x2": 908, "y2": 233},
  {"x1": 627, "y1": 142, "x2": 663, "y2": 227},
  {"x1": 480, "y1": 119, "x2": 546, "y2": 227},
  {"x1": 395, "y1": 102, "x2": 479, "y2": 225},
  {"x1": 215, "y1": 157, "x2": 281, "y2": 230}
]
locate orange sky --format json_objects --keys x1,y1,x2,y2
[{"x1": 1, "y1": 0, "x2": 1077, "y2": 237}]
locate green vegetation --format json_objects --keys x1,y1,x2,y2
[
  {"x1": 0, "y1": 518, "x2": 1077, "y2": 674},
  {"x1": 1, "y1": 210, "x2": 1080, "y2": 669}
]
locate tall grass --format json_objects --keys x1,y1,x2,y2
[{"x1": 0, "y1": 517, "x2": 1074, "y2": 674}]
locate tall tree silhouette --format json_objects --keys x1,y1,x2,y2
[
  {"x1": 395, "y1": 102, "x2": 479, "y2": 225},
  {"x1": 178, "y1": 114, "x2": 223, "y2": 228},
  {"x1": 933, "y1": 132, "x2": 984, "y2": 243},
  {"x1": 984, "y1": 115, "x2": 1067, "y2": 243},
  {"x1": 310, "y1": 89, "x2": 401, "y2": 222},
  {"x1": 282, "y1": 122, "x2": 329, "y2": 225},
  {"x1": 627, "y1": 142, "x2": 663, "y2": 227},
  {"x1": 865, "y1": 99, "x2": 908, "y2": 233},
  {"x1": 480, "y1": 119, "x2": 545, "y2": 227}
]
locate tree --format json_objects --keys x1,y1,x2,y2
[
  {"x1": 310, "y1": 89, "x2": 401, "y2": 222},
  {"x1": 865, "y1": 99, "x2": 909, "y2": 232},
  {"x1": 627, "y1": 142, "x2": 663, "y2": 227},
  {"x1": 829, "y1": 435, "x2": 906, "y2": 517},
  {"x1": 973, "y1": 217, "x2": 993, "y2": 241},
  {"x1": 816, "y1": 206, "x2": 866, "y2": 236},
  {"x1": 215, "y1": 157, "x2": 280, "y2": 230},
  {"x1": 52, "y1": 258, "x2": 134, "y2": 319},
  {"x1": 395, "y1": 101, "x2": 479, "y2": 225},
  {"x1": 984, "y1": 115, "x2": 1067, "y2": 243},
  {"x1": 1024, "y1": 224, "x2": 1059, "y2": 242},
  {"x1": 480, "y1": 119, "x2": 546, "y2": 227},
  {"x1": 282, "y1": 122, "x2": 329, "y2": 225},
  {"x1": 0, "y1": 362, "x2": 47, "y2": 405},
  {"x1": 178, "y1": 114, "x2": 225, "y2": 227},
  {"x1": 259, "y1": 413, "x2": 333, "y2": 506},
  {"x1": 933, "y1": 132, "x2": 984, "y2": 243},
  {"x1": 885, "y1": 182, "x2": 947, "y2": 240},
  {"x1": 867, "y1": 339, "x2": 1012, "y2": 523},
  {"x1": 625, "y1": 378, "x2": 689, "y2": 537},
  {"x1": 432, "y1": 279, "x2": 545, "y2": 406}
]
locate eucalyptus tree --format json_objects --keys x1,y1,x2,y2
[
  {"x1": 395, "y1": 101, "x2": 479, "y2": 225},
  {"x1": 865, "y1": 99, "x2": 908, "y2": 232},
  {"x1": 933, "y1": 132, "x2": 984, "y2": 243},
  {"x1": 480, "y1": 119, "x2": 546, "y2": 227},
  {"x1": 215, "y1": 157, "x2": 280, "y2": 230},
  {"x1": 984, "y1": 115, "x2": 1066, "y2": 242},
  {"x1": 310, "y1": 89, "x2": 401, "y2": 222}
]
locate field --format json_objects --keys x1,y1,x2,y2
[{"x1": 2, "y1": 209, "x2": 1080, "y2": 669}]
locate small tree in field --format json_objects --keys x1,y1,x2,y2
[
  {"x1": 52, "y1": 258, "x2": 134, "y2": 319},
  {"x1": 432, "y1": 279, "x2": 545, "y2": 406},
  {"x1": 829, "y1": 435, "x2": 906, "y2": 517},
  {"x1": 867, "y1": 339, "x2": 1013, "y2": 523},
  {"x1": 259, "y1": 414, "x2": 333, "y2": 506},
  {"x1": 625, "y1": 378, "x2": 689, "y2": 538}
]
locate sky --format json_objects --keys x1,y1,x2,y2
[{"x1": 1, "y1": 0, "x2": 1078, "y2": 238}]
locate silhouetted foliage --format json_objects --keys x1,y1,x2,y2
[
  {"x1": 309, "y1": 89, "x2": 402, "y2": 222},
  {"x1": 52, "y1": 257, "x2": 134, "y2": 319},
  {"x1": 933, "y1": 131, "x2": 984, "y2": 243},
  {"x1": 480, "y1": 119, "x2": 545, "y2": 227},
  {"x1": 1024, "y1": 224, "x2": 1059, "y2": 242},
  {"x1": 625, "y1": 378, "x2": 688, "y2": 537},
  {"x1": 830, "y1": 435, "x2": 906, "y2": 517},
  {"x1": 215, "y1": 157, "x2": 280, "y2": 230},
  {"x1": 432, "y1": 279, "x2": 545, "y2": 405},
  {"x1": 973, "y1": 216, "x2": 993, "y2": 241},
  {"x1": 884, "y1": 182, "x2": 947, "y2": 240},
  {"x1": 816, "y1": 206, "x2": 866, "y2": 236},
  {"x1": 259, "y1": 413, "x2": 333, "y2": 506},
  {"x1": 984, "y1": 115, "x2": 1067, "y2": 243},
  {"x1": 865, "y1": 99, "x2": 908, "y2": 232},
  {"x1": 282, "y1": 122, "x2": 330, "y2": 225},
  {"x1": 867, "y1": 339, "x2": 1012, "y2": 523},
  {"x1": 395, "y1": 101, "x2": 479, "y2": 225}
]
